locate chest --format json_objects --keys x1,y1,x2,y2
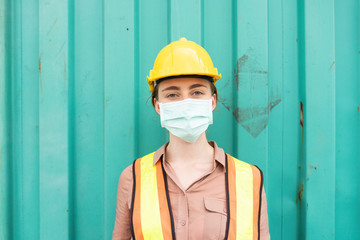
[
  {"x1": 166, "y1": 168, "x2": 227, "y2": 240},
  {"x1": 169, "y1": 161, "x2": 215, "y2": 190}
]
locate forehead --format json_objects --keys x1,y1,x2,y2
[{"x1": 157, "y1": 77, "x2": 211, "y2": 90}]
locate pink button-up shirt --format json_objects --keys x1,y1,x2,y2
[{"x1": 113, "y1": 141, "x2": 270, "y2": 240}]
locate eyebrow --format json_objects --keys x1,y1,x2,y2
[
  {"x1": 189, "y1": 84, "x2": 207, "y2": 90},
  {"x1": 161, "y1": 83, "x2": 207, "y2": 92},
  {"x1": 162, "y1": 86, "x2": 181, "y2": 92}
]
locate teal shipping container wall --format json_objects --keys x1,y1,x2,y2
[{"x1": 1, "y1": 0, "x2": 359, "y2": 239}]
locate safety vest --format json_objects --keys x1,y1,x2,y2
[{"x1": 130, "y1": 152, "x2": 263, "y2": 240}]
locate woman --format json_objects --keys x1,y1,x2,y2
[{"x1": 113, "y1": 38, "x2": 270, "y2": 240}]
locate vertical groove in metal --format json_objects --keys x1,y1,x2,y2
[
  {"x1": 39, "y1": 0, "x2": 71, "y2": 238},
  {"x1": 101, "y1": 0, "x2": 106, "y2": 237},
  {"x1": 334, "y1": 1, "x2": 360, "y2": 238},
  {"x1": 8, "y1": 0, "x2": 14, "y2": 238},
  {"x1": 265, "y1": 0, "x2": 270, "y2": 192},
  {"x1": 304, "y1": 0, "x2": 336, "y2": 238},
  {"x1": 167, "y1": 0, "x2": 171, "y2": 42},
  {"x1": 297, "y1": 1, "x2": 306, "y2": 239},
  {"x1": 332, "y1": 1, "x2": 337, "y2": 237},
  {"x1": 280, "y1": 0, "x2": 285, "y2": 238},
  {"x1": 268, "y1": 0, "x2": 285, "y2": 237},
  {"x1": 281, "y1": 0, "x2": 300, "y2": 238},
  {"x1": 265, "y1": 0, "x2": 269, "y2": 196},
  {"x1": 22, "y1": 0, "x2": 40, "y2": 238},
  {"x1": 200, "y1": 0, "x2": 204, "y2": 46},
  {"x1": 67, "y1": 0, "x2": 75, "y2": 238},
  {"x1": 12, "y1": 0, "x2": 24, "y2": 238},
  {"x1": 19, "y1": 1, "x2": 24, "y2": 237},
  {"x1": 231, "y1": 0, "x2": 238, "y2": 157},
  {"x1": 134, "y1": 0, "x2": 140, "y2": 160},
  {"x1": 74, "y1": 0, "x2": 105, "y2": 237},
  {"x1": 0, "y1": 0, "x2": 12, "y2": 239}
]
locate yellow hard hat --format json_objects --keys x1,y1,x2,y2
[{"x1": 147, "y1": 37, "x2": 221, "y2": 93}]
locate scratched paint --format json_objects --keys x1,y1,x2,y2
[
  {"x1": 234, "y1": 53, "x2": 280, "y2": 137},
  {"x1": 219, "y1": 53, "x2": 281, "y2": 138}
]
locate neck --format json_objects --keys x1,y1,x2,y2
[{"x1": 166, "y1": 132, "x2": 214, "y2": 164}]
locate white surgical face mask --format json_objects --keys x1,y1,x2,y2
[{"x1": 159, "y1": 98, "x2": 213, "y2": 143}]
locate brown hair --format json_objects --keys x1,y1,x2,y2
[{"x1": 151, "y1": 76, "x2": 218, "y2": 107}]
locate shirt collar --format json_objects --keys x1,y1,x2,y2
[{"x1": 152, "y1": 140, "x2": 226, "y2": 167}]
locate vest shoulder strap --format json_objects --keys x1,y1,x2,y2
[{"x1": 130, "y1": 152, "x2": 175, "y2": 240}]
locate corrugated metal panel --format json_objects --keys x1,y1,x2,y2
[{"x1": 1, "y1": 0, "x2": 359, "y2": 239}]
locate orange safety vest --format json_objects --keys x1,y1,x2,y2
[{"x1": 130, "y1": 152, "x2": 263, "y2": 240}]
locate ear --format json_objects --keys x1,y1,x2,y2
[
  {"x1": 212, "y1": 94, "x2": 217, "y2": 111},
  {"x1": 154, "y1": 98, "x2": 161, "y2": 115}
]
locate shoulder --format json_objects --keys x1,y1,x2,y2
[
  {"x1": 116, "y1": 164, "x2": 134, "y2": 207},
  {"x1": 227, "y1": 154, "x2": 261, "y2": 168},
  {"x1": 119, "y1": 164, "x2": 133, "y2": 186},
  {"x1": 118, "y1": 152, "x2": 156, "y2": 188},
  {"x1": 226, "y1": 154, "x2": 263, "y2": 176},
  {"x1": 116, "y1": 153, "x2": 157, "y2": 204}
]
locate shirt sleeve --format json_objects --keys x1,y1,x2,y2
[
  {"x1": 112, "y1": 165, "x2": 133, "y2": 240},
  {"x1": 260, "y1": 187, "x2": 270, "y2": 240}
]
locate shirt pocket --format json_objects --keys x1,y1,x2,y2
[{"x1": 203, "y1": 197, "x2": 227, "y2": 240}]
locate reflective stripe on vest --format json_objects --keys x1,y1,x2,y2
[
  {"x1": 130, "y1": 152, "x2": 263, "y2": 240},
  {"x1": 225, "y1": 153, "x2": 263, "y2": 240},
  {"x1": 130, "y1": 153, "x2": 175, "y2": 240}
]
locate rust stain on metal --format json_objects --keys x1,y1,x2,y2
[
  {"x1": 329, "y1": 61, "x2": 335, "y2": 70},
  {"x1": 300, "y1": 101, "x2": 304, "y2": 144},
  {"x1": 300, "y1": 101, "x2": 304, "y2": 127},
  {"x1": 270, "y1": 98, "x2": 281, "y2": 111},
  {"x1": 296, "y1": 183, "x2": 304, "y2": 204},
  {"x1": 309, "y1": 165, "x2": 317, "y2": 170},
  {"x1": 39, "y1": 58, "x2": 41, "y2": 73},
  {"x1": 307, "y1": 165, "x2": 318, "y2": 180},
  {"x1": 357, "y1": 106, "x2": 359, "y2": 113}
]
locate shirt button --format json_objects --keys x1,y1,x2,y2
[{"x1": 180, "y1": 220, "x2": 186, "y2": 226}]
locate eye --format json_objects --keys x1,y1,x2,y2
[
  {"x1": 192, "y1": 91, "x2": 204, "y2": 96},
  {"x1": 166, "y1": 93, "x2": 178, "y2": 98}
]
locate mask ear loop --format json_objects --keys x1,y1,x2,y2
[
  {"x1": 211, "y1": 95, "x2": 217, "y2": 113},
  {"x1": 209, "y1": 97, "x2": 214, "y2": 124}
]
